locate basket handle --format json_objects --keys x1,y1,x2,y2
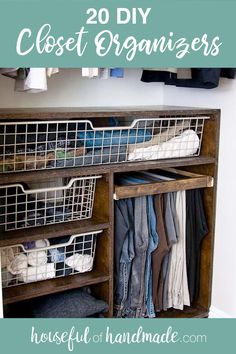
[
  {"x1": 0, "y1": 116, "x2": 210, "y2": 131},
  {"x1": 3, "y1": 230, "x2": 103, "y2": 253},
  {"x1": 79, "y1": 116, "x2": 210, "y2": 131},
  {"x1": 0, "y1": 176, "x2": 102, "y2": 194}
]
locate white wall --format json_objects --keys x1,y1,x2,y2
[
  {"x1": 0, "y1": 68, "x2": 235, "y2": 318},
  {"x1": 164, "y1": 80, "x2": 236, "y2": 318},
  {"x1": 0, "y1": 69, "x2": 163, "y2": 107}
]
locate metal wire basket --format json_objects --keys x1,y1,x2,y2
[
  {"x1": 0, "y1": 230, "x2": 102, "y2": 288},
  {"x1": 0, "y1": 116, "x2": 209, "y2": 173},
  {"x1": 0, "y1": 176, "x2": 101, "y2": 231}
]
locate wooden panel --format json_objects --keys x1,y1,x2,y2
[
  {"x1": 200, "y1": 112, "x2": 220, "y2": 158},
  {"x1": 114, "y1": 175, "x2": 214, "y2": 200},
  {"x1": 93, "y1": 175, "x2": 110, "y2": 222},
  {"x1": 0, "y1": 217, "x2": 110, "y2": 248},
  {"x1": 0, "y1": 156, "x2": 216, "y2": 185},
  {"x1": 0, "y1": 106, "x2": 219, "y2": 120},
  {"x1": 93, "y1": 229, "x2": 111, "y2": 274},
  {"x1": 3, "y1": 270, "x2": 110, "y2": 304}
]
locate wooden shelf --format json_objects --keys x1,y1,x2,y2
[
  {"x1": 158, "y1": 306, "x2": 209, "y2": 318},
  {"x1": 0, "y1": 156, "x2": 216, "y2": 184},
  {"x1": 0, "y1": 107, "x2": 220, "y2": 319},
  {"x1": 0, "y1": 217, "x2": 110, "y2": 247},
  {"x1": 0, "y1": 106, "x2": 220, "y2": 120},
  {"x1": 3, "y1": 270, "x2": 110, "y2": 304}
]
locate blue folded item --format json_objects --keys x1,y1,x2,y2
[
  {"x1": 77, "y1": 128, "x2": 152, "y2": 148},
  {"x1": 117, "y1": 175, "x2": 150, "y2": 185},
  {"x1": 110, "y1": 68, "x2": 124, "y2": 78},
  {"x1": 48, "y1": 248, "x2": 65, "y2": 263}
]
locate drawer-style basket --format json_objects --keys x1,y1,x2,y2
[
  {"x1": 0, "y1": 116, "x2": 209, "y2": 173},
  {"x1": 0, "y1": 176, "x2": 101, "y2": 231},
  {"x1": 0, "y1": 230, "x2": 102, "y2": 288}
]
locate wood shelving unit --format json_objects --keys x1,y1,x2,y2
[{"x1": 0, "y1": 106, "x2": 220, "y2": 318}]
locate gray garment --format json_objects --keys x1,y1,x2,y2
[
  {"x1": 177, "y1": 69, "x2": 192, "y2": 79},
  {"x1": 32, "y1": 288, "x2": 109, "y2": 318},
  {"x1": 114, "y1": 198, "x2": 134, "y2": 293},
  {"x1": 161, "y1": 192, "x2": 178, "y2": 312},
  {"x1": 166, "y1": 191, "x2": 189, "y2": 310},
  {"x1": 0, "y1": 68, "x2": 29, "y2": 79},
  {"x1": 0, "y1": 68, "x2": 19, "y2": 78},
  {"x1": 125, "y1": 197, "x2": 149, "y2": 317},
  {"x1": 55, "y1": 146, "x2": 127, "y2": 167}
]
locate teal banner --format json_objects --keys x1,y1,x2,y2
[
  {"x1": 0, "y1": 319, "x2": 235, "y2": 353},
  {"x1": 0, "y1": 0, "x2": 235, "y2": 66}
]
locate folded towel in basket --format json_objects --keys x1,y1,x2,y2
[
  {"x1": 19, "y1": 263, "x2": 55, "y2": 283},
  {"x1": 27, "y1": 250, "x2": 47, "y2": 267},
  {"x1": 7, "y1": 254, "x2": 28, "y2": 275},
  {"x1": 1, "y1": 247, "x2": 18, "y2": 269},
  {"x1": 128, "y1": 129, "x2": 200, "y2": 161},
  {"x1": 65, "y1": 254, "x2": 93, "y2": 273}
]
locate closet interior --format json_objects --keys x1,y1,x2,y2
[{"x1": 0, "y1": 106, "x2": 220, "y2": 318}]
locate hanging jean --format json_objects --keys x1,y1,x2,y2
[
  {"x1": 125, "y1": 196, "x2": 149, "y2": 318},
  {"x1": 145, "y1": 196, "x2": 159, "y2": 318},
  {"x1": 114, "y1": 198, "x2": 135, "y2": 317}
]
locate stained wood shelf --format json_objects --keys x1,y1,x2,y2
[
  {"x1": 3, "y1": 270, "x2": 110, "y2": 305},
  {"x1": 0, "y1": 106, "x2": 220, "y2": 318},
  {"x1": 0, "y1": 106, "x2": 220, "y2": 120},
  {"x1": 0, "y1": 156, "x2": 216, "y2": 185},
  {"x1": 0, "y1": 217, "x2": 110, "y2": 247}
]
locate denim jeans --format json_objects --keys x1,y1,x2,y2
[
  {"x1": 114, "y1": 198, "x2": 135, "y2": 317},
  {"x1": 125, "y1": 196, "x2": 149, "y2": 318},
  {"x1": 145, "y1": 196, "x2": 159, "y2": 317}
]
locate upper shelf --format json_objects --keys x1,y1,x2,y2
[{"x1": 0, "y1": 106, "x2": 220, "y2": 120}]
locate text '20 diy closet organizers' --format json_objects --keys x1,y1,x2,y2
[{"x1": 0, "y1": 106, "x2": 219, "y2": 318}]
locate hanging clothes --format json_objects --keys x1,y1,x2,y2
[
  {"x1": 81, "y1": 68, "x2": 99, "y2": 78},
  {"x1": 126, "y1": 196, "x2": 149, "y2": 317},
  {"x1": 114, "y1": 198, "x2": 135, "y2": 317},
  {"x1": 110, "y1": 68, "x2": 124, "y2": 78},
  {"x1": 160, "y1": 192, "x2": 178, "y2": 312},
  {"x1": 15, "y1": 68, "x2": 59, "y2": 93},
  {"x1": 144, "y1": 196, "x2": 159, "y2": 318},
  {"x1": 152, "y1": 194, "x2": 169, "y2": 311},
  {"x1": 186, "y1": 189, "x2": 208, "y2": 303},
  {"x1": 114, "y1": 171, "x2": 208, "y2": 317},
  {"x1": 141, "y1": 68, "x2": 236, "y2": 89}
]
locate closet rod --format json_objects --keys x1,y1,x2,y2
[{"x1": 113, "y1": 172, "x2": 214, "y2": 200}]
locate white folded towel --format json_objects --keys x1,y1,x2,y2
[
  {"x1": 65, "y1": 254, "x2": 93, "y2": 273},
  {"x1": 128, "y1": 129, "x2": 200, "y2": 161},
  {"x1": 7, "y1": 254, "x2": 28, "y2": 275},
  {"x1": 28, "y1": 250, "x2": 47, "y2": 267},
  {"x1": 19, "y1": 263, "x2": 55, "y2": 283}
]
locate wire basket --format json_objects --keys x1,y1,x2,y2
[
  {"x1": 0, "y1": 230, "x2": 102, "y2": 288},
  {"x1": 0, "y1": 176, "x2": 101, "y2": 231},
  {"x1": 0, "y1": 116, "x2": 209, "y2": 173}
]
